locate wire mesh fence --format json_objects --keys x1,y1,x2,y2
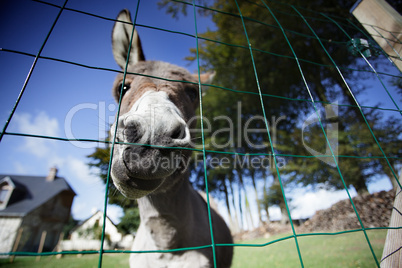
[{"x1": 0, "y1": 0, "x2": 401, "y2": 267}]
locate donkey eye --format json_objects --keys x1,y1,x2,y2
[
  {"x1": 186, "y1": 87, "x2": 198, "y2": 102},
  {"x1": 118, "y1": 83, "x2": 131, "y2": 96}
]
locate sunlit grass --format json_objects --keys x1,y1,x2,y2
[
  {"x1": 0, "y1": 253, "x2": 129, "y2": 268},
  {"x1": 232, "y1": 229, "x2": 386, "y2": 268},
  {"x1": 0, "y1": 229, "x2": 386, "y2": 267}
]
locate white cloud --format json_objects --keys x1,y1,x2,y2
[
  {"x1": 290, "y1": 188, "x2": 357, "y2": 219},
  {"x1": 71, "y1": 202, "x2": 88, "y2": 219},
  {"x1": 66, "y1": 155, "x2": 100, "y2": 185},
  {"x1": 268, "y1": 206, "x2": 282, "y2": 221},
  {"x1": 12, "y1": 111, "x2": 59, "y2": 137},
  {"x1": 13, "y1": 161, "x2": 30, "y2": 174},
  {"x1": 10, "y1": 111, "x2": 60, "y2": 157},
  {"x1": 9, "y1": 110, "x2": 101, "y2": 183},
  {"x1": 106, "y1": 205, "x2": 124, "y2": 224},
  {"x1": 71, "y1": 192, "x2": 105, "y2": 221},
  {"x1": 23, "y1": 138, "x2": 52, "y2": 157}
]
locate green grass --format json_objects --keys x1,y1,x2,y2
[
  {"x1": 232, "y1": 230, "x2": 386, "y2": 268},
  {"x1": 0, "y1": 230, "x2": 386, "y2": 267},
  {"x1": 0, "y1": 254, "x2": 130, "y2": 268}
]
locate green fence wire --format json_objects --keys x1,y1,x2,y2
[{"x1": 0, "y1": 0, "x2": 401, "y2": 267}]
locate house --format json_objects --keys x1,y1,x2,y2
[
  {"x1": 61, "y1": 210, "x2": 134, "y2": 251},
  {"x1": 0, "y1": 168, "x2": 76, "y2": 254}
]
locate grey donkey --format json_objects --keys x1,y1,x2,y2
[{"x1": 109, "y1": 9, "x2": 233, "y2": 268}]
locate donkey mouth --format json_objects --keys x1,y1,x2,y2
[
  {"x1": 122, "y1": 146, "x2": 182, "y2": 180},
  {"x1": 110, "y1": 146, "x2": 184, "y2": 199}
]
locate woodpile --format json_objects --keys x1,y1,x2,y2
[
  {"x1": 232, "y1": 190, "x2": 395, "y2": 241},
  {"x1": 299, "y1": 190, "x2": 395, "y2": 233}
]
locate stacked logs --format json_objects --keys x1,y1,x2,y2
[{"x1": 300, "y1": 190, "x2": 395, "y2": 233}]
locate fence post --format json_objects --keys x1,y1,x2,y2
[
  {"x1": 36, "y1": 230, "x2": 47, "y2": 261},
  {"x1": 9, "y1": 227, "x2": 23, "y2": 263},
  {"x1": 381, "y1": 172, "x2": 402, "y2": 267},
  {"x1": 351, "y1": 0, "x2": 402, "y2": 71},
  {"x1": 56, "y1": 232, "x2": 64, "y2": 259}
]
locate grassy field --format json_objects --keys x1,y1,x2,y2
[
  {"x1": 0, "y1": 254, "x2": 129, "y2": 268},
  {"x1": 232, "y1": 230, "x2": 386, "y2": 268},
  {"x1": 0, "y1": 230, "x2": 386, "y2": 267}
]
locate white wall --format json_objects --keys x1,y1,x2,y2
[
  {"x1": 0, "y1": 217, "x2": 22, "y2": 254},
  {"x1": 64, "y1": 211, "x2": 134, "y2": 251}
]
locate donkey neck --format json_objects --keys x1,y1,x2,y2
[{"x1": 137, "y1": 175, "x2": 196, "y2": 249}]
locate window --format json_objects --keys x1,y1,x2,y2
[
  {"x1": 0, "y1": 188, "x2": 8, "y2": 204},
  {"x1": 0, "y1": 178, "x2": 13, "y2": 208}
]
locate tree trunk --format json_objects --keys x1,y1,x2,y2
[
  {"x1": 237, "y1": 170, "x2": 244, "y2": 230},
  {"x1": 228, "y1": 174, "x2": 240, "y2": 233},
  {"x1": 307, "y1": 71, "x2": 371, "y2": 193},
  {"x1": 280, "y1": 203, "x2": 290, "y2": 225},
  {"x1": 250, "y1": 170, "x2": 263, "y2": 226},
  {"x1": 353, "y1": 175, "x2": 369, "y2": 195},
  {"x1": 272, "y1": 171, "x2": 289, "y2": 225},
  {"x1": 263, "y1": 175, "x2": 271, "y2": 223},
  {"x1": 238, "y1": 182, "x2": 243, "y2": 230},
  {"x1": 222, "y1": 177, "x2": 237, "y2": 234},
  {"x1": 244, "y1": 192, "x2": 255, "y2": 230}
]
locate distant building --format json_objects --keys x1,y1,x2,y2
[
  {"x1": 0, "y1": 168, "x2": 76, "y2": 254},
  {"x1": 61, "y1": 210, "x2": 134, "y2": 251}
]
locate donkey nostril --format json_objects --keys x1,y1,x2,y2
[{"x1": 171, "y1": 125, "x2": 186, "y2": 140}]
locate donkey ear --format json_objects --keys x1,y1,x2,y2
[
  {"x1": 112, "y1": 9, "x2": 145, "y2": 69},
  {"x1": 193, "y1": 71, "x2": 216, "y2": 84}
]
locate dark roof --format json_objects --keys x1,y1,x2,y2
[{"x1": 0, "y1": 174, "x2": 76, "y2": 217}]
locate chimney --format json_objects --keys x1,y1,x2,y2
[{"x1": 46, "y1": 167, "x2": 58, "y2": 182}]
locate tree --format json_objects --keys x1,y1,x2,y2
[
  {"x1": 62, "y1": 216, "x2": 79, "y2": 239},
  {"x1": 259, "y1": 177, "x2": 293, "y2": 224},
  {"x1": 117, "y1": 207, "x2": 141, "y2": 235},
  {"x1": 185, "y1": 1, "x2": 310, "y2": 226},
  {"x1": 159, "y1": 0, "x2": 401, "y2": 228},
  {"x1": 283, "y1": 106, "x2": 402, "y2": 194}
]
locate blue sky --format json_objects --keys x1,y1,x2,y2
[
  {"x1": 0, "y1": 0, "x2": 214, "y2": 222},
  {"x1": 0, "y1": 0, "x2": 400, "y2": 227}
]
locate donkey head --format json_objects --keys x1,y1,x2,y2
[{"x1": 110, "y1": 10, "x2": 212, "y2": 199}]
